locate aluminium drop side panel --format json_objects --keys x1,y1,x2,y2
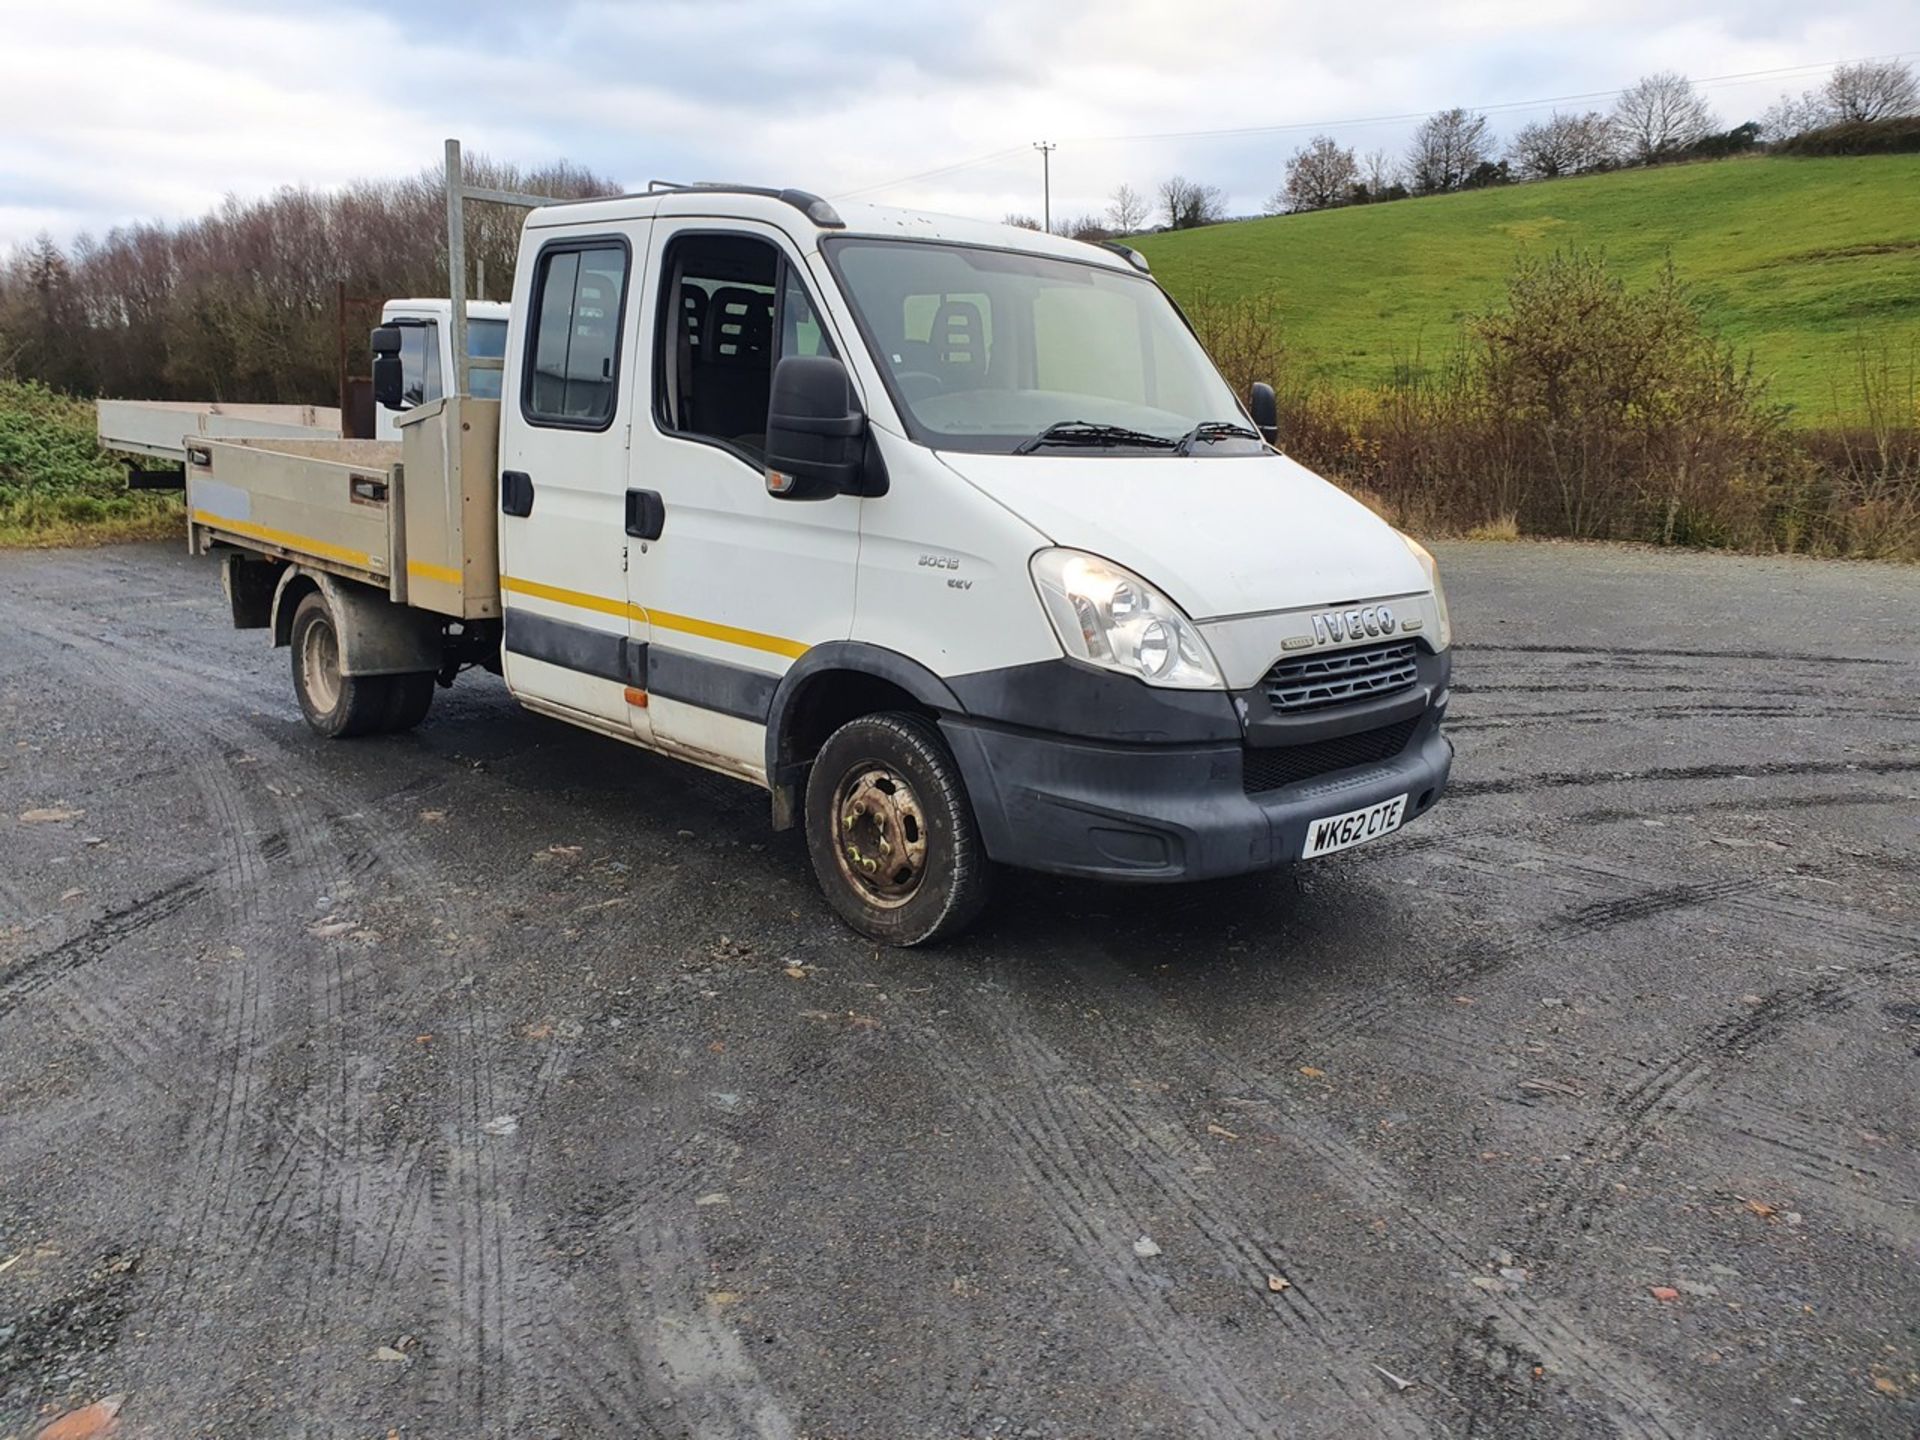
[
  {"x1": 395, "y1": 396, "x2": 502, "y2": 620},
  {"x1": 97, "y1": 400, "x2": 342, "y2": 461},
  {"x1": 186, "y1": 436, "x2": 399, "y2": 591}
]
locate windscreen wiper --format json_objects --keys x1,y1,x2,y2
[
  {"x1": 1015, "y1": 420, "x2": 1179, "y2": 455},
  {"x1": 1172, "y1": 421, "x2": 1262, "y2": 456}
]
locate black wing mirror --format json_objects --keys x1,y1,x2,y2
[
  {"x1": 1248, "y1": 381, "x2": 1278, "y2": 445},
  {"x1": 764, "y1": 355, "x2": 885, "y2": 500},
  {"x1": 370, "y1": 325, "x2": 405, "y2": 410}
]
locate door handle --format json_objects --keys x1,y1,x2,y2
[
  {"x1": 625, "y1": 489, "x2": 665, "y2": 541},
  {"x1": 501, "y1": 470, "x2": 534, "y2": 518}
]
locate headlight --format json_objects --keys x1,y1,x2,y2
[
  {"x1": 1401, "y1": 534, "x2": 1452, "y2": 650},
  {"x1": 1030, "y1": 549, "x2": 1224, "y2": 689}
]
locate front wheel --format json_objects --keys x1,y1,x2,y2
[{"x1": 804, "y1": 712, "x2": 991, "y2": 946}]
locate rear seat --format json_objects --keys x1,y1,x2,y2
[{"x1": 693, "y1": 286, "x2": 774, "y2": 450}]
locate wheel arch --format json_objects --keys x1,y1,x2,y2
[
  {"x1": 764, "y1": 642, "x2": 965, "y2": 830},
  {"x1": 269, "y1": 567, "x2": 443, "y2": 677}
]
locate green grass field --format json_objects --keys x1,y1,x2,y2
[{"x1": 1131, "y1": 154, "x2": 1920, "y2": 420}]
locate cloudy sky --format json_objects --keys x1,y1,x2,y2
[{"x1": 3, "y1": 0, "x2": 1916, "y2": 252}]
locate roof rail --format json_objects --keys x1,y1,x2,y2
[
  {"x1": 1102, "y1": 240, "x2": 1152, "y2": 274},
  {"x1": 645, "y1": 181, "x2": 845, "y2": 229}
]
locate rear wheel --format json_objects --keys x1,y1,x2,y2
[
  {"x1": 289, "y1": 591, "x2": 393, "y2": 739},
  {"x1": 804, "y1": 712, "x2": 990, "y2": 946}
]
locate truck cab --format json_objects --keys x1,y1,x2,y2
[
  {"x1": 483, "y1": 187, "x2": 1453, "y2": 942},
  {"x1": 373, "y1": 298, "x2": 510, "y2": 441}
]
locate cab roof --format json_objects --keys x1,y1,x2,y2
[{"x1": 524, "y1": 190, "x2": 1134, "y2": 271}]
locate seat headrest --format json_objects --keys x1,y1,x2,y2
[
  {"x1": 706, "y1": 286, "x2": 772, "y2": 365},
  {"x1": 930, "y1": 298, "x2": 985, "y2": 375},
  {"x1": 680, "y1": 284, "x2": 709, "y2": 350}
]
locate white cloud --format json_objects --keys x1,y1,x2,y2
[{"x1": 2, "y1": 0, "x2": 1915, "y2": 252}]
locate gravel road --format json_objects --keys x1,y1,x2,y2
[{"x1": 1, "y1": 540, "x2": 1915, "y2": 1440}]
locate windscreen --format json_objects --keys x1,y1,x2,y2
[{"x1": 824, "y1": 239, "x2": 1251, "y2": 454}]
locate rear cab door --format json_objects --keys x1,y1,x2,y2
[{"x1": 497, "y1": 216, "x2": 654, "y2": 734}]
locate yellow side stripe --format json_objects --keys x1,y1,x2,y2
[
  {"x1": 499, "y1": 573, "x2": 805, "y2": 660},
  {"x1": 500, "y1": 573, "x2": 632, "y2": 620},
  {"x1": 192, "y1": 511, "x2": 376, "y2": 570},
  {"x1": 648, "y1": 608, "x2": 810, "y2": 660},
  {"x1": 406, "y1": 559, "x2": 462, "y2": 586}
]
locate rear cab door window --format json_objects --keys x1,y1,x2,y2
[{"x1": 497, "y1": 227, "x2": 649, "y2": 730}]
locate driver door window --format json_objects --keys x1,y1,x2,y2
[{"x1": 658, "y1": 233, "x2": 836, "y2": 464}]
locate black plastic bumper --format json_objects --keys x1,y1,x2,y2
[{"x1": 941, "y1": 708, "x2": 1452, "y2": 883}]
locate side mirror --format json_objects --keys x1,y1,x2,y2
[
  {"x1": 370, "y1": 325, "x2": 405, "y2": 410},
  {"x1": 1249, "y1": 381, "x2": 1278, "y2": 445},
  {"x1": 765, "y1": 355, "x2": 880, "y2": 500}
]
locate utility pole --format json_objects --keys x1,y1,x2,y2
[{"x1": 1033, "y1": 141, "x2": 1056, "y2": 233}]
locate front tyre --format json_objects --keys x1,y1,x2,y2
[
  {"x1": 805, "y1": 712, "x2": 991, "y2": 947},
  {"x1": 289, "y1": 591, "x2": 394, "y2": 739}
]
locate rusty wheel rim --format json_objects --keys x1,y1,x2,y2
[{"x1": 831, "y1": 763, "x2": 930, "y2": 908}]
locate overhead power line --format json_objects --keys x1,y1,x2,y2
[
  {"x1": 831, "y1": 143, "x2": 1031, "y2": 200},
  {"x1": 833, "y1": 48, "x2": 1920, "y2": 200},
  {"x1": 1066, "y1": 50, "x2": 1920, "y2": 144}
]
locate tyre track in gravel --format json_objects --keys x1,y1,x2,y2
[
  {"x1": 1017, "y1": 942, "x2": 1710, "y2": 1440},
  {"x1": 1454, "y1": 642, "x2": 1902, "y2": 667},
  {"x1": 513, "y1": 982, "x2": 921, "y2": 1436},
  {"x1": 0, "y1": 609, "x2": 288, "y2": 1336},
  {"x1": 0, "y1": 593, "x2": 515, "y2": 1424},
  {"x1": 1450, "y1": 757, "x2": 1920, "y2": 799},
  {"x1": 1521, "y1": 954, "x2": 1916, "y2": 1259},
  {"x1": 892, "y1": 999, "x2": 1292, "y2": 1440},
  {"x1": 1398, "y1": 833, "x2": 1920, "y2": 1254},
  {"x1": 990, "y1": 990, "x2": 1438, "y2": 1439},
  {"x1": 1687, "y1": 1087, "x2": 1920, "y2": 1243},
  {"x1": 0, "y1": 871, "x2": 213, "y2": 1022}
]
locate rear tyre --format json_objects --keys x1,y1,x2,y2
[
  {"x1": 805, "y1": 712, "x2": 991, "y2": 947},
  {"x1": 382, "y1": 672, "x2": 436, "y2": 733},
  {"x1": 289, "y1": 591, "x2": 392, "y2": 739}
]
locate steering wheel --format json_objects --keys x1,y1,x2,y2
[{"x1": 893, "y1": 370, "x2": 944, "y2": 401}]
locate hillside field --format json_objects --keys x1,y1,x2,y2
[{"x1": 1131, "y1": 154, "x2": 1920, "y2": 420}]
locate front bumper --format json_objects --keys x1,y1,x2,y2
[{"x1": 941, "y1": 692, "x2": 1451, "y2": 884}]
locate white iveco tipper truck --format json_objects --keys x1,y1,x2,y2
[{"x1": 137, "y1": 141, "x2": 1454, "y2": 945}]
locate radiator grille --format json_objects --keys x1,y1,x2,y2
[
  {"x1": 1264, "y1": 640, "x2": 1419, "y2": 713},
  {"x1": 1242, "y1": 716, "x2": 1420, "y2": 795}
]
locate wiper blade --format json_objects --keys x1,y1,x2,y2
[
  {"x1": 1015, "y1": 420, "x2": 1178, "y2": 455},
  {"x1": 1172, "y1": 420, "x2": 1262, "y2": 456}
]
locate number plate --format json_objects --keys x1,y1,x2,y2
[{"x1": 1301, "y1": 793, "x2": 1408, "y2": 859}]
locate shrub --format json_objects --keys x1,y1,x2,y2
[
  {"x1": 0, "y1": 378, "x2": 181, "y2": 544},
  {"x1": 1775, "y1": 116, "x2": 1920, "y2": 156},
  {"x1": 1180, "y1": 251, "x2": 1918, "y2": 560}
]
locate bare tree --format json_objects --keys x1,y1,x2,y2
[
  {"x1": 1360, "y1": 149, "x2": 1399, "y2": 194},
  {"x1": 1273, "y1": 134, "x2": 1359, "y2": 213},
  {"x1": 1611, "y1": 72, "x2": 1714, "y2": 163},
  {"x1": 1002, "y1": 213, "x2": 1043, "y2": 231},
  {"x1": 1824, "y1": 59, "x2": 1920, "y2": 123},
  {"x1": 1158, "y1": 175, "x2": 1227, "y2": 230},
  {"x1": 1406, "y1": 108, "x2": 1493, "y2": 194},
  {"x1": 1506, "y1": 110, "x2": 1617, "y2": 180},
  {"x1": 0, "y1": 152, "x2": 618, "y2": 403},
  {"x1": 1758, "y1": 90, "x2": 1830, "y2": 143},
  {"x1": 1106, "y1": 183, "x2": 1148, "y2": 234}
]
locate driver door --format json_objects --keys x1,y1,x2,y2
[{"x1": 625, "y1": 221, "x2": 860, "y2": 780}]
